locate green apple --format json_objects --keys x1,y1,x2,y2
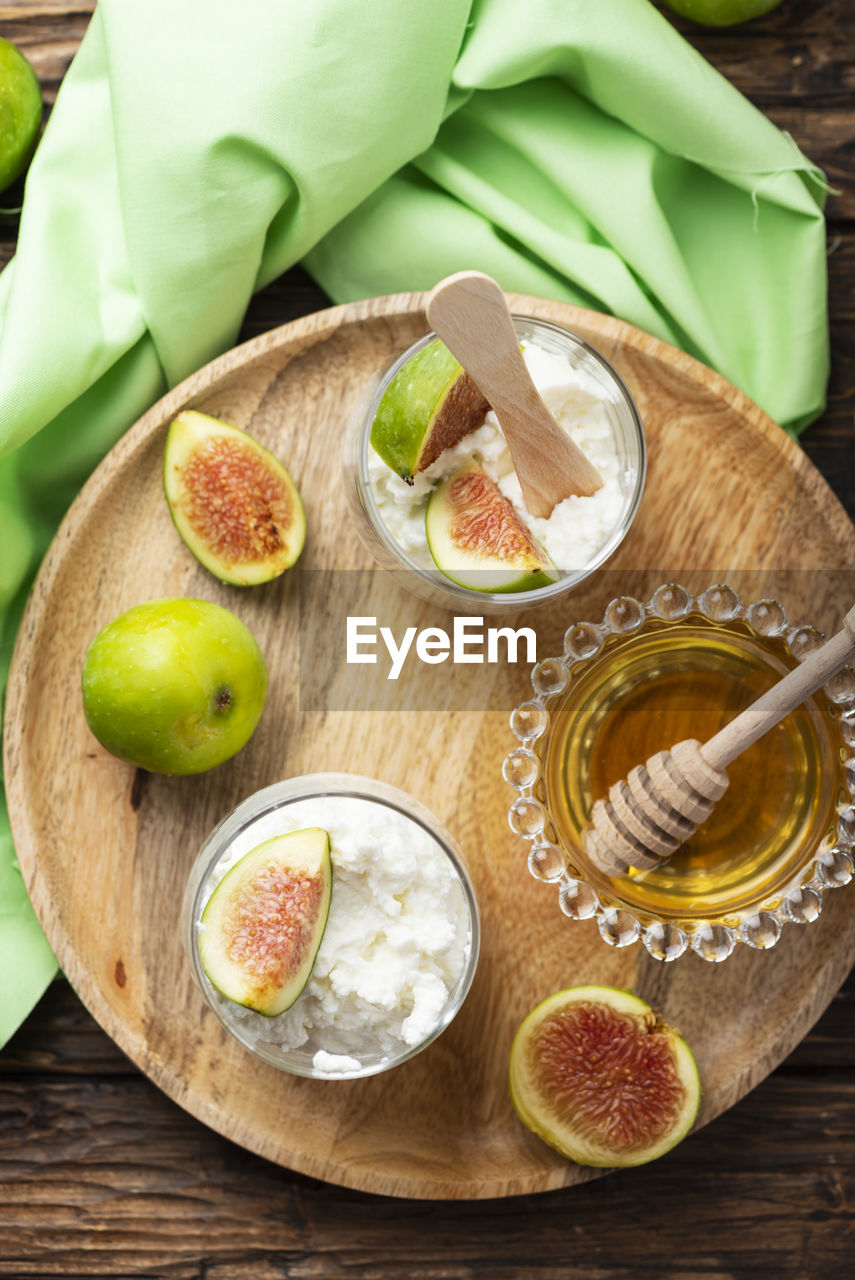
[
  {"x1": 661, "y1": 0, "x2": 783, "y2": 25},
  {"x1": 0, "y1": 37, "x2": 42, "y2": 194},
  {"x1": 81, "y1": 598, "x2": 268, "y2": 775}
]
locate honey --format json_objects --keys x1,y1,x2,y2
[{"x1": 541, "y1": 617, "x2": 844, "y2": 924}]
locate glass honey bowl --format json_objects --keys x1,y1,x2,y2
[{"x1": 504, "y1": 584, "x2": 855, "y2": 962}]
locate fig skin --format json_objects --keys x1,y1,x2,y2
[
  {"x1": 81, "y1": 598, "x2": 268, "y2": 775},
  {"x1": 509, "y1": 985, "x2": 701, "y2": 1167},
  {"x1": 370, "y1": 339, "x2": 488, "y2": 482},
  {"x1": 199, "y1": 828, "x2": 333, "y2": 1017},
  {"x1": 163, "y1": 411, "x2": 306, "y2": 586}
]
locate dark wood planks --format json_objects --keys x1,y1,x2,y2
[
  {"x1": 660, "y1": 0, "x2": 855, "y2": 201},
  {"x1": 0, "y1": 2, "x2": 94, "y2": 110},
  {"x1": 0, "y1": 989, "x2": 853, "y2": 1277},
  {"x1": 1, "y1": 0, "x2": 854, "y2": 1274}
]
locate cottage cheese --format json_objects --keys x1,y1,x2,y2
[
  {"x1": 369, "y1": 342, "x2": 631, "y2": 574},
  {"x1": 198, "y1": 795, "x2": 473, "y2": 1076}
]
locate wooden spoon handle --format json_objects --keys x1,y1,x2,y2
[
  {"x1": 426, "y1": 272, "x2": 542, "y2": 422},
  {"x1": 702, "y1": 604, "x2": 855, "y2": 772},
  {"x1": 425, "y1": 272, "x2": 603, "y2": 515}
]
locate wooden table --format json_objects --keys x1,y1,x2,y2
[{"x1": 1, "y1": 1, "x2": 853, "y2": 1274}]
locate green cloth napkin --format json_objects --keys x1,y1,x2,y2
[{"x1": 0, "y1": 0, "x2": 829, "y2": 1047}]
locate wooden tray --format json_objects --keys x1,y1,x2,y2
[{"x1": 5, "y1": 294, "x2": 855, "y2": 1200}]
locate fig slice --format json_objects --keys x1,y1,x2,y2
[
  {"x1": 199, "y1": 828, "x2": 332, "y2": 1017},
  {"x1": 163, "y1": 410, "x2": 306, "y2": 585},
  {"x1": 425, "y1": 459, "x2": 557, "y2": 593},
  {"x1": 509, "y1": 986, "x2": 700, "y2": 1167},
  {"x1": 370, "y1": 338, "x2": 489, "y2": 482}
]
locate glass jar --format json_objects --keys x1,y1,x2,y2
[
  {"x1": 183, "y1": 773, "x2": 480, "y2": 1076},
  {"x1": 345, "y1": 316, "x2": 646, "y2": 614}
]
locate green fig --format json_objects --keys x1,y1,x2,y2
[
  {"x1": 662, "y1": 0, "x2": 783, "y2": 26},
  {"x1": 509, "y1": 986, "x2": 701, "y2": 1167},
  {"x1": 163, "y1": 411, "x2": 306, "y2": 586},
  {"x1": 200, "y1": 829, "x2": 333, "y2": 1016},
  {"x1": 371, "y1": 339, "x2": 489, "y2": 482},
  {"x1": 0, "y1": 37, "x2": 42, "y2": 194},
  {"x1": 81, "y1": 598, "x2": 268, "y2": 775},
  {"x1": 425, "y1": 459, "x2": 557, "y2": 592}
]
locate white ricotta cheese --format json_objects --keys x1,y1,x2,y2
[
  {"x1": 199, "y1": 795, "x2": 472, "y2": 1076},
  {"x1": 368, "y1": 341, "x2": 631, "y2": 574}
]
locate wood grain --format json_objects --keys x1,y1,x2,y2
[
  {"x1": 0, "y1": 988, "x2": 853, "y2": 1276},
  {"x1": 0, "y1": 2, "x2": 94, "y2": 110},
  {"x1": 4, "y1": 292, "x2": 855, "y2": 1201},
  {"x1": 1, "y1": 0, "x2": 855, "y2": 1269},
  {"x1": 658, "y1": 2, "x2": 855, "y2": 218}
]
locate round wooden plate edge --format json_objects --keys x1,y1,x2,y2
[{"x1": 4, "y1": 292, "x2": 855, "y2": 1199}]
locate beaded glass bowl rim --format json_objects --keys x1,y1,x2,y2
[
  {"x1": 351, "y1": 315, "x2": 647, "y2": 611},
  {"x1": 504, "y1": 583, "x2": 855, "y2": 963}
]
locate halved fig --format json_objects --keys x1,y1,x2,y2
[
  {"x1": 199, "y1": 827, "x2": 332, "y2": 1016},
  {"x1": 370, "y1": 339, "x2": 489, "y2": 482},
  {"x1": 163, "y1": 410, "x2": 306, "y2": 585},
  {"x1": 509, "y1": 986, "x2": 700, "y2": 1167},
  {"x1": 426, "y1": 460, "x2": 557, "y2": 592}
]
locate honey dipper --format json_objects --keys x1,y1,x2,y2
[
  {"x1": 586, "y1": 604, "x2": 855, "y2": 877},
  {"x1": 426, "y1": 271, "x2": 603, "y2": 518}
]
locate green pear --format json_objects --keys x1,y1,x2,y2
[
  {"x1": 81, "y1": 598, "x2": 268, "y2": 774},
  {"x1": 0, "y1": 38, "x2": 42, "y2": 194}
]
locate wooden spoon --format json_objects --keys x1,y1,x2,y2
[
  {"x1": 425, "y1": 271, "x2": 603, "y2": 518},
  {"x1": 585, "y1": 604, "x2": 855, "y2": 877}
]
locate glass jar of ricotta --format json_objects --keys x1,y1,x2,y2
[
  {"x1": 183, "y1": 774, "x2": 480, "y2": 1078},
  {"x1": 345, "y1": 315, "x2": 646, "y2": 614}
]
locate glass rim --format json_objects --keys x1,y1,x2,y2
[
  {"x1": 184, "y1": 772, "x2": 481, "y2": 1078},
  {"x1": 356, "y1": 314, "x2": 648, "y2": 608}
]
